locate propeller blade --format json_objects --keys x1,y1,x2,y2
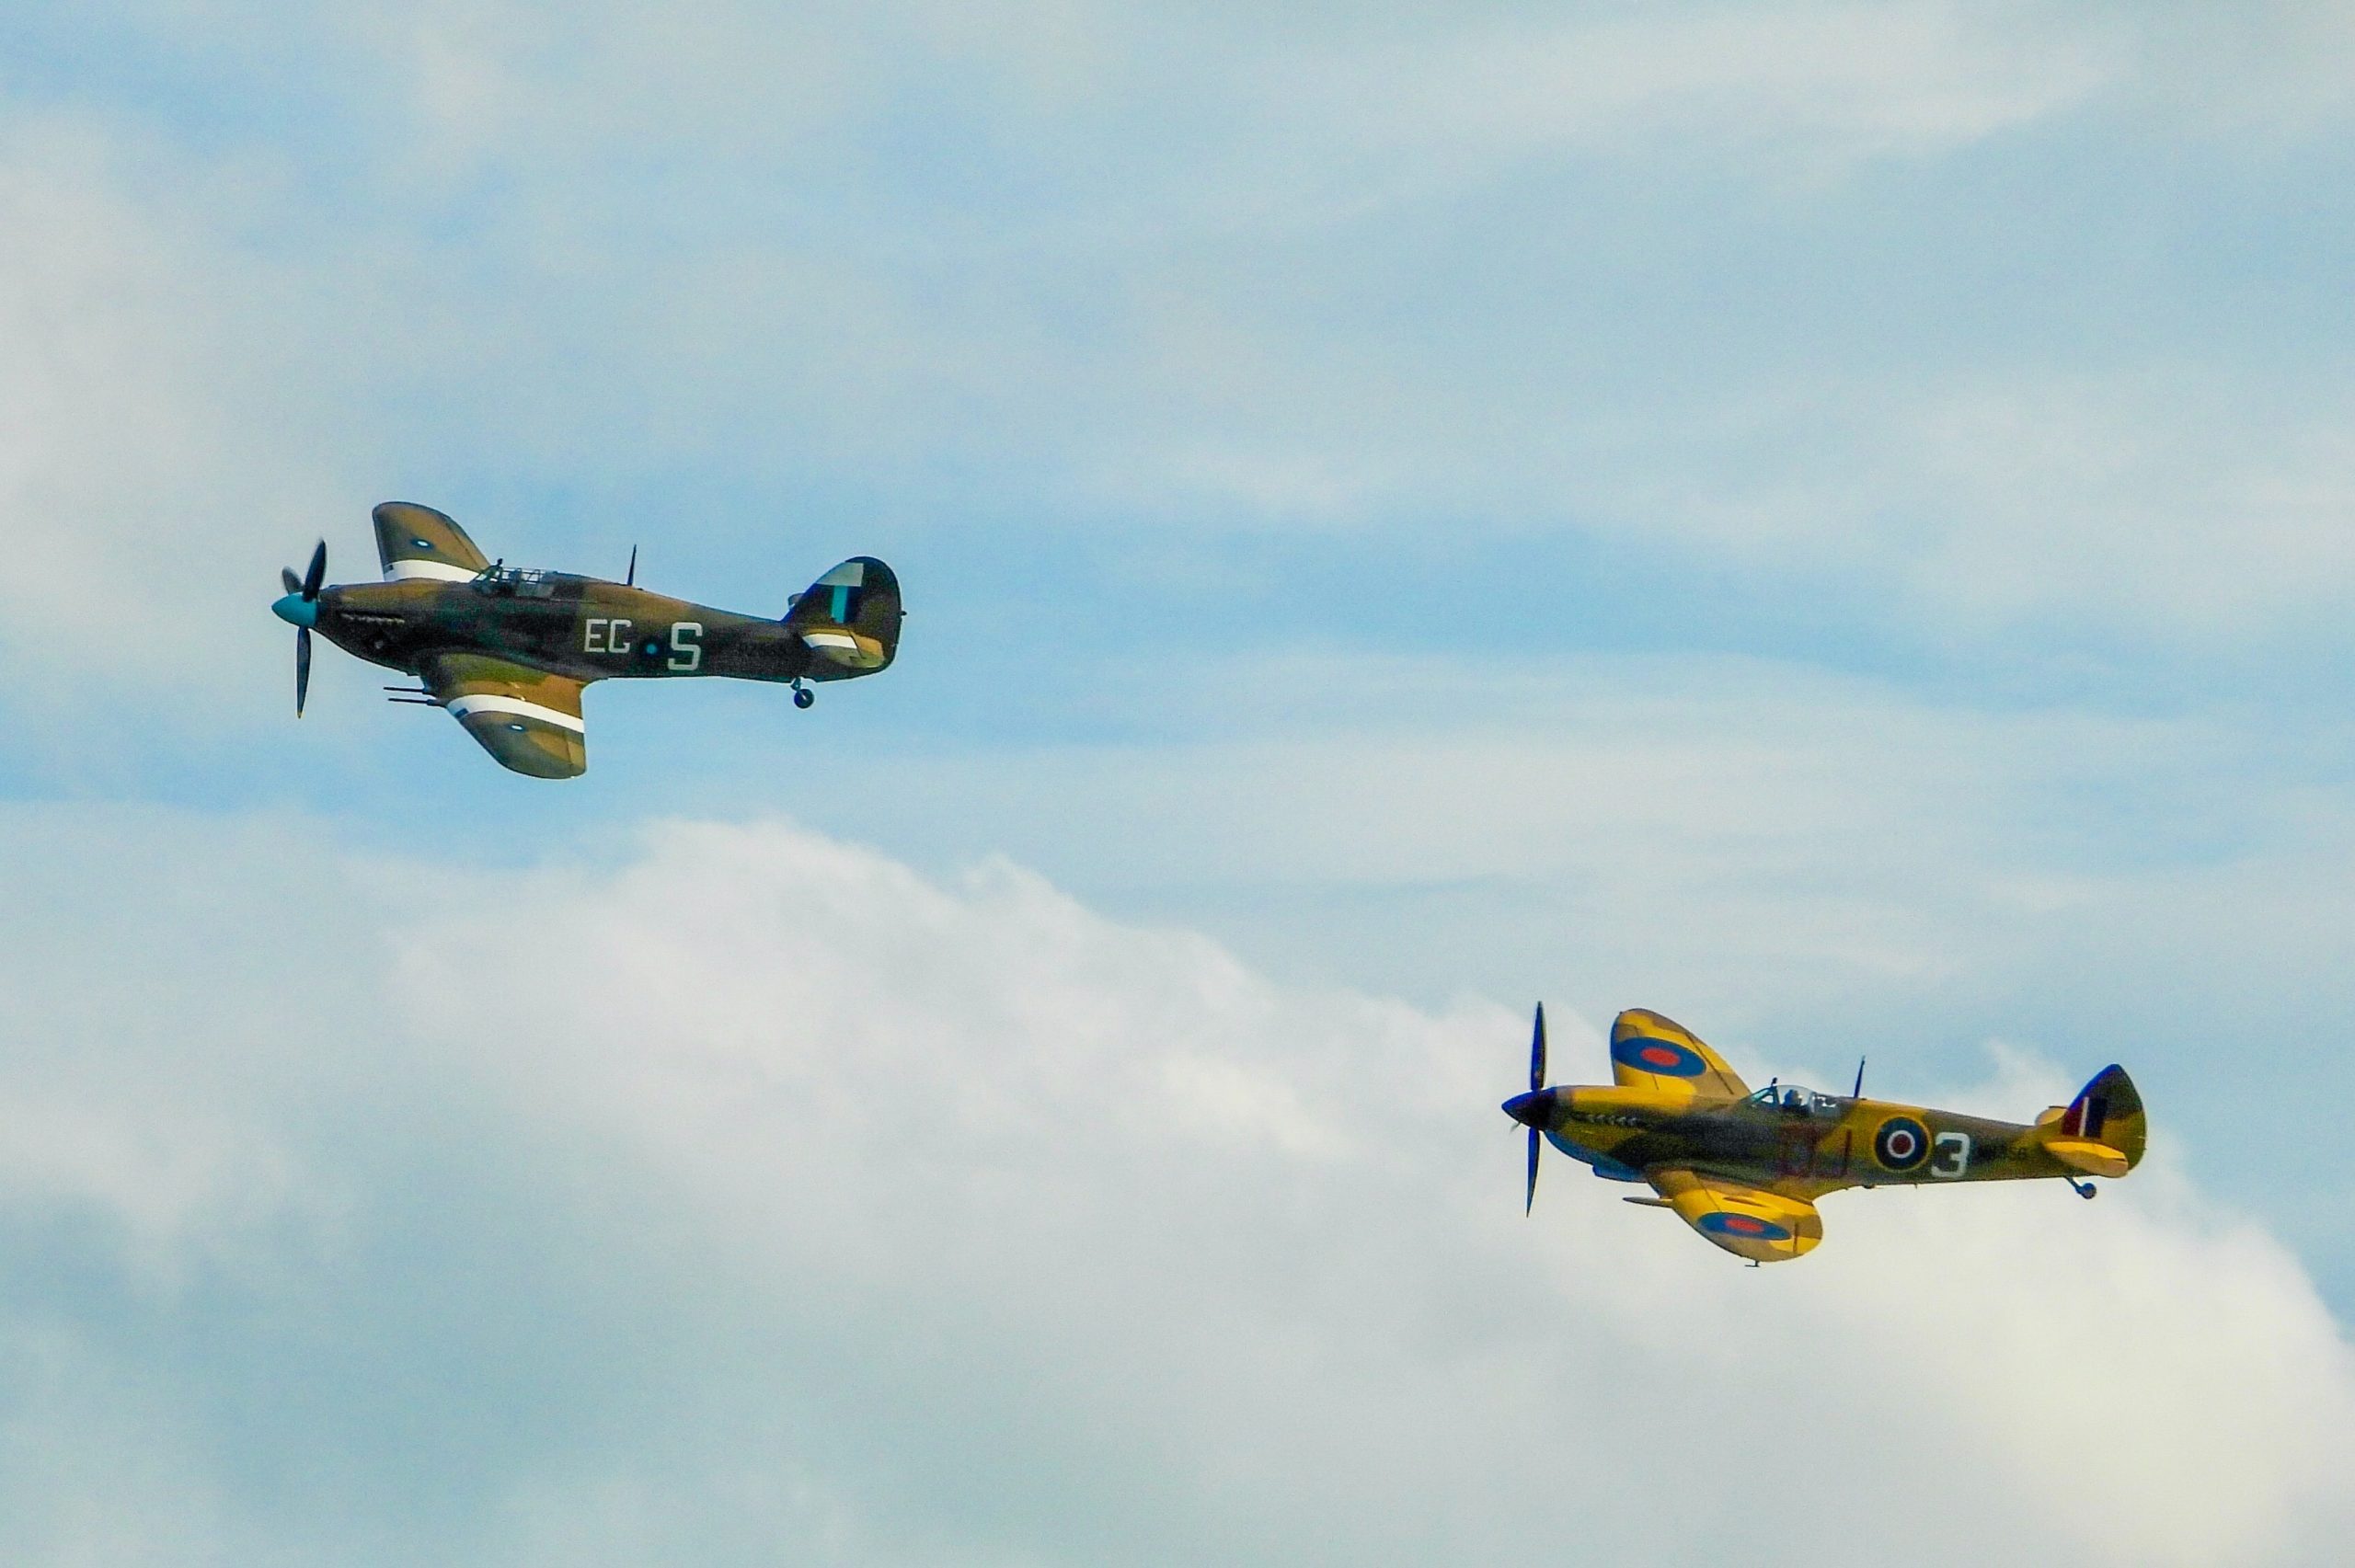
[
  {"x1": 301, "y1": 540, "x2": 327, "y2": 601},
  {"x1": 1529, "y1": 1002, "x2": 1547, "y2": 1094},
  {"x1": 281, "y1": 567, "x2": 302, "y2": 596},
  {"x1": 1524, "y1": 1127, "x2": 1541, "y2": 1215},
  {"x1": 296, "y1": 627, "x2": 312, "y2": 717}
]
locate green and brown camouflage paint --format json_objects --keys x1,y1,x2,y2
[{"x1": 283, "y1": 502, "x2": 902, "y2": 778}]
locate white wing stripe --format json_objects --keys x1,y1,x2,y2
[
  {"x1": 445, "y1": 693, "x2": 587, "y2": 734},
  {"x1": 388, "y1": 559, "x2": 478, "y2": 583}
]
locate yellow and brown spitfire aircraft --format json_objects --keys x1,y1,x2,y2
[
  {"x1": 1503, "y1": 1006, "x2": 2146, "y2": 1263},
  {"x1": 270, "y1": 502, "x2": 902, "y2": 778}
]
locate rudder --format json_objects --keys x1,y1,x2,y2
[{"x1": 2042, "y1": 1064, "x2": 2147, "y2": 1174}]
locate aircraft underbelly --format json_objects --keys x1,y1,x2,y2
[{"x1": 1545, "y1": 1130, "x2": 1644, "y2": 1182}]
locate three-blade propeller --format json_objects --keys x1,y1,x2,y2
[{"x1": 272, "y1": 541, "x2": 327, "y2": 716}]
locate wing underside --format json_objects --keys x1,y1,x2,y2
[
  {"x1": 1648, "y1": 1169, "x2": 1822, "y2": 1263},
  {"x1": 375, "y1": 501, "x2": 491, "y2": 583},
  {"x1": 1609, "y1": 1009, "x2": 1751, "y2": 1103},
  {"x1": 419, "y1": 652, "x2": 587, "y2": 779}
]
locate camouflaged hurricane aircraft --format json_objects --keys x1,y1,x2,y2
[
  {"x1": 1503, "y1": 1006, "x2": 2146, "y2": 1263},
  {"x1": 270, "y1": 502, "x2": 902, "y2": 778}
]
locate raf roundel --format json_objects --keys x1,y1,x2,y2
[
  {"x1": 1873, "y1": 1115, "x2": 1932, "y2": 1173},
  {"x1": 1610, "y1": 1036, "x2": 1709, "y2": 1078},
  {"x1": 1698, "y1": 1211, "x2": 1793, "y2": 1242}
]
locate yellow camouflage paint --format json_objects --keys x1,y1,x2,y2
[{"x1": 1507, "y1": 1010, "x2": 2146, "y2": 1263}]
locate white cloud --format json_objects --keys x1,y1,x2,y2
[
  {"x1": 1576, "y1": 373, "x2": 2355, "y2": 642},
  {"x1": 0, "y1": 809, "x2": 2348, "y2": 1562},
  {"x1": 0, "y1": 1092, "x2": 309, "y2": 1282},
  {"x1": 1285, "y1": 1, "x2": 2117, "y2": 177},
  {"x1": 0, "y1": 115, "x2": 372, "y2": 713},
  {"x1": 2113, "y1": 1, "x2": 2355, "y2": 134},
  {"x1": 339, "y1": 819, "x2": 2355, "y2": 1562},
  {"x1": 803, "y1": 651, "x2": 2255, "y2": 982}
]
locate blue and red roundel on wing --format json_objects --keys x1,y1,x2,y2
[
  {"x1": 1611, "y1": 1036, "x2": 1708, "y2": 1078},
  {"x1": 1699, "y1": 1210, "x2": 1793, "y2": 1242},
  {"x1": 1873, "y1": 1116, "x2": 1932, "y2": 1173}
]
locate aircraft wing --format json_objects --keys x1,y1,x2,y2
[
  {"x1": 1648, "y1": 1169, "x2": 1822, "y2": 1263},
  {"x1": 419, "y1": 652, "x2": 588, "y2": 779},
  {"x1": 375, "y1": 501, "x2": 491, "y2": 583},
  {"x1": 1610, "y1": 1009, "x2": 1751, "y2": 1102}
]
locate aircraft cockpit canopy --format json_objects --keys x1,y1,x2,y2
[
  {"x1": 474, "y1": 565, "x2": 563, "y2": 600},
  {"x1": 1751, "y1": 1083, "x2": 1840, "y2": 1116}
]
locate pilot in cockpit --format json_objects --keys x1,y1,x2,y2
[
  {"x1": 472, "y1": 563, "x2": 556, "y2": 600},
  {"x1": 1752, "y1": 1082, "x2": 1829, "y2": 1116}
]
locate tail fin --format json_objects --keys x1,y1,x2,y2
[
  {"x1": 785, "y1": 556, "x2": 902, "y2": 677},
  {"x1": 2038, "y1": 1065, "x2": 2147, "y2": 1176},
  {"x1": 374, "y1": 502, "x2": 490, "y2": 583}
]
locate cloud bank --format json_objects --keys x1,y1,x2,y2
[{"x1": 0, "y1": 809, "x2": 2346, "y2": 1564}]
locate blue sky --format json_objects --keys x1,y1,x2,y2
[{"x1": 5, "y1": 4, "x2": 2355, "y2": 1562}]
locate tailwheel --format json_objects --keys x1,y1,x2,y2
[{"x1": 793, "y1": 683, "x2": 815, "y2": 710}]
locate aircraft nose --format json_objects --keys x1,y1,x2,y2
[
  {"x1": 271, "y1": 592, "x2": 319, "y2": 628},
  {"x1": 1502, "y1": 1089, "x2": 1557, "y2": 1127}
]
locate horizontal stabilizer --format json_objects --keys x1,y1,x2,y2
[{"x1": 2043, "y1": 1139, "x2": 2131, "y2": 1179}]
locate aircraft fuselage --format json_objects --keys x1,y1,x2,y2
[
  {"x1": 309, "y1": 574, "x2": 825, "y2": 686},
  {"x1": 1529, "y1": 1085, "x2": 2084, "y2": 1198}
]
